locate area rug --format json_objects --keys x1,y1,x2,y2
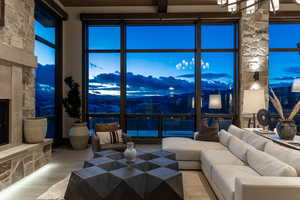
[{"x1": 37, "y1": 171, "x2": 217, "y2": 200}]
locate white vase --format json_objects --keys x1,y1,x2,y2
[
  {"x1": 124, "y1": 142, "x2": 137, "y2": 163},
  {"x1": 24, "y1": 118, "x2": 47, "y2": 144},
  {"x1": 69, "y1": 122, "x2": 89, "y2": 150}
]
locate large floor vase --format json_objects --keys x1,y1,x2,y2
[
  {"x1": 24, "y1": 118, "x2": 47, "y2": 143},
  {"x1": 69, "y1": 122, "x2": 89, "y2": 150},
  {"x1": 276, "y1": 120, "x2": 297, "y2": 140}
]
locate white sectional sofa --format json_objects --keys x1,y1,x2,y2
[{"x1": 162, "y1": 125, "x2": 300, "y2": 200}]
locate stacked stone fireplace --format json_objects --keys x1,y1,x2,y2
[{"x1": 0, "y1": 0, "x2": 52, "y2": 191}]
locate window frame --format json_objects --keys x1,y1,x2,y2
[
  {"x1": 269, "y1": 21, "x2": 300, "y2": 120},
  {"x1": 34, "y1": 1, "x2": 63, "y2": 145},
  {"x1": 83, "y1": 21, "x2": 238, "y2": 139}
]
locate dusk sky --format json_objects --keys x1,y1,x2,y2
[{"x1": 35, "y1": 22, "x2": 300, "y2": 88}]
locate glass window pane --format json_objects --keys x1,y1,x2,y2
[
  {"x1": 88, "y1": 53, "x2": 120, "y2": 114},
  {"x1": 35, "y1": 40, "x2": 56, "y2": 117},
  {"x1": 127, "y1": 26, "x2": 195, "y2": 49},
  {"x1": 88, "y1": 26, "x2": 120, "y2": 50},
  {"x1": 201, "y1": 24, "x2": 235, "y2": 49},
  {"x1": 201, "y1": 52, "x2": 234, "y2": 114},
  {"x1": 35, "y1": 20, "x2": 56, "y2": 44},
  {"x1": 163, "y1": 118, "x2": 194, "y2": 137},
  {"x1": 46, "y1": 119, "x2": 56, "y2": 139},
  {"x1": 127, "y1": 118, "x2": 158, "y2": 137},
  {"x1": 269, "y1": 52, "x2": 300, "y2": 114},
  {"x1": 126, "y1": 53, "x2": 195, "y2": 114},
  {"x1": 270, "y1": 24, "x2": 300, "y2": 49}
]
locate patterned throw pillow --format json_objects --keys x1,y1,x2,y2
[{"x1": 96, "y1": 130, "x2": 124, "y2": 145}]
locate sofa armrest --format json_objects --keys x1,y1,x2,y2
[{"x1": 235, "y1": 176, "x2": 300, "y2": 200}]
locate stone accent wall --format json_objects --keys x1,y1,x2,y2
[
  {"x1": 0, "y1": 0, "x2": 36, "y2": 119},
  {"x1": 239, "y1": 2, "x2": 269, "y2": 127},
  {"x1": 0, "y1": 140, "x2": 52, "y2": 190}
]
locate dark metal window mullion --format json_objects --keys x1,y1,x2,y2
[
  {"x1": 195, "y1": 23, "x2": 202, "y2": 132},
  {"x1": 120, "y1": 23, "x2": 127, "y2": 133}
]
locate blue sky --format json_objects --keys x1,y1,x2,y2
[{"x1": 35, "y1": 22, "x2": 300, "y2": 88}]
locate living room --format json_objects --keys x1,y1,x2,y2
[{"x1": 0, "y1": 0, "x2": 300, "y2": 199}]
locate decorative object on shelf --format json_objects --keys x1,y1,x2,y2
[
  {"x1": 269, "y1": 88, "x2": 300, "y2": 140},
  {"x1": 63, "y1": 76, "x2": 89, "y2": 150},
  {"x1": 24, "y1": 118, "x2": 47, "y2": 143},
  {"x1": 217, "y1": 0, "x2": 279, "y2": 14},
  {"x1": 0, "y1": 0, "x2": 4, "y2": 27},
  {"x1": 257, "y1": 109, "x2": 270, "y2": 129},
  {"x1": 124, "y1": 142, "x2": 137, "y2": 164},
  {"x1": 209, "y1": 94, "x2": 222, "y2": 109},
  {"x1": 242, "y1": 89, "x2": 266, "y2": 128}
]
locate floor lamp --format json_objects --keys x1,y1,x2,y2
[{"x1": 242, "y1": 90, "x2": 266, "y2": 128}]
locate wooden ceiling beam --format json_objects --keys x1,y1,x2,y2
[
  {"x1": 158, "y1": 0, "x2": 168, "y2": 13},
  {"x1": 80, "y1": 12, "x2": 240, "y2": 21}
]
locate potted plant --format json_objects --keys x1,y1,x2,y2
[
  {"x1": 24, "y1": 117, "x2": 47, "y2": 144},
  {"x1": 63, "y1": 76, "x2": 89, "y2": 149},
  {"x1": 269, "y1": 88, "x2": 300, "y2": 140}
]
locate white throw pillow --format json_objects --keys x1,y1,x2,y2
[
  {"x1": 218, "y1": 130, "x2": 232, "y2": 147},
  {"x1": 96, "y1": 129, "x2": 123, "y2": 145},
  {"x1": 265, "y1": 142, "x2": 300, "y2": 176},
  {"x1": 247, "y1": 148, "x2": 298, "y2": 177},
  {"x1": 228, "y1": 125, "x2": 247, "y2": 139},
  {"x1": 229, "y1": 135, "x2": 253, "y2": 162}
]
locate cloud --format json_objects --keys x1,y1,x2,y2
[
  {"x1": 202, "y1": 73, "x2": 231, "y2": 79},
  {"x1": 286, "y1": 66, "x2": 300, "y2": 75},
  {"x1": 177, "y1": 74, "x2": 194, "y2": 78},
  {"x1": 271, "y1": 76, "x2": 297, "y2": 81}
]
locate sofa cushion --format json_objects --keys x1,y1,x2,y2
[
  {"x1": 228, "y1": 135, "x2": 253, "y2": 162},
  {"x1": 201, "y1": 150, "x2": 245, "y2": 180},
  {"x1": 162, "y1": 137, "x2": 226, "y2": 161},
  {"x1": 265, "y1": 142, "x2": 300, "y2": 176},
  {"x1": 247, "y1": 148, "x2": 298, "y2": 177},
  {"x1": 242, "y1": 131, "x2": 269, "y2": 151},
  {"x1": 218, "y1": 130, "x2": 232, "y2": 147},
  {"x1": 228, "y1": 125, "x2": 247, "y2": 139},
  {"x1": 212, "y1": 165, "x2": 260, "y2": 200}
]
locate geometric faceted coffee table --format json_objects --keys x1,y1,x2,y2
[{"x1": 65, "y1": 150, "x2": 183, "y2": 200}]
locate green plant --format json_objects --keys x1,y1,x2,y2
[{"x1": 63, "y1": 76, "x2": 82, "y2": 121}]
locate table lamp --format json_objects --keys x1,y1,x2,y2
[{"x1": 242, "y1": 89, "x2": 266, "y2": 128}]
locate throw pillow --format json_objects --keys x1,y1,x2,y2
[
  {"x1": 95, "y1": 122, "x2": 118, "y2": 132},
  {"x1": 96, "y1": 129, "x2": 123, "y2": 145},
  {"x1": 247, "y1": 148, "x2": 298, "y2": 177},
  {"x1": 196, "y1": 119, "x2": 220, "y2": 142},
  {"x1": 218, "y1": 130, "x2": 232, "y2": 147}
]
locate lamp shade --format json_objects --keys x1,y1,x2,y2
[
  {"x1": 209, "y1": 94, "x2": 222, "y2": 109},
  {"x1": 242, "y1": 90, "x2": 266, "y2": 114},
  {"x1": 292, "y1": 78, "x2": 300, "y2": 92}
]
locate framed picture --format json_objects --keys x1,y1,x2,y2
[{"x1": 0, "y1": 0, "x2": 4, "y2": 27}]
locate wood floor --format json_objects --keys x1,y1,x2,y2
[{"x1": 0, "y1": 145, "x2": 217, "y2": 200}]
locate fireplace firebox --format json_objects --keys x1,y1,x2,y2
[{"x1": 0, "y1": 99, "x2": 9, "y2": 146}]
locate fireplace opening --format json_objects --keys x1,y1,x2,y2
[{"x1": 0, "y1": 99, "x2": 9, "y2": 146}]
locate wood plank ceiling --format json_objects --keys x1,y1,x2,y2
[{"x1": 58, "y1": 0, "x2": 296, "y2": 7}]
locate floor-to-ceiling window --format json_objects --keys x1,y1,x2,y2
[
  {"x1": 85, "y1": 22, "x2": 238, "y2": 138},
  {"x1": 34, "y1": 3, "x2": 63, "y2": 142},
  {"x1": 269, "y1": 23, "x2": 300, "y2": 129}
]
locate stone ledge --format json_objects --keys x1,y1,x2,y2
[
  {"x1": 0, "y1": 43, "x2": 37, "y2": 68},
  {"x1": 0, "y1": 139, "x2": 53, "y2": 164},
  {"x1": 0, "y1": 139, "x2": 53, "y2": 190}
]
